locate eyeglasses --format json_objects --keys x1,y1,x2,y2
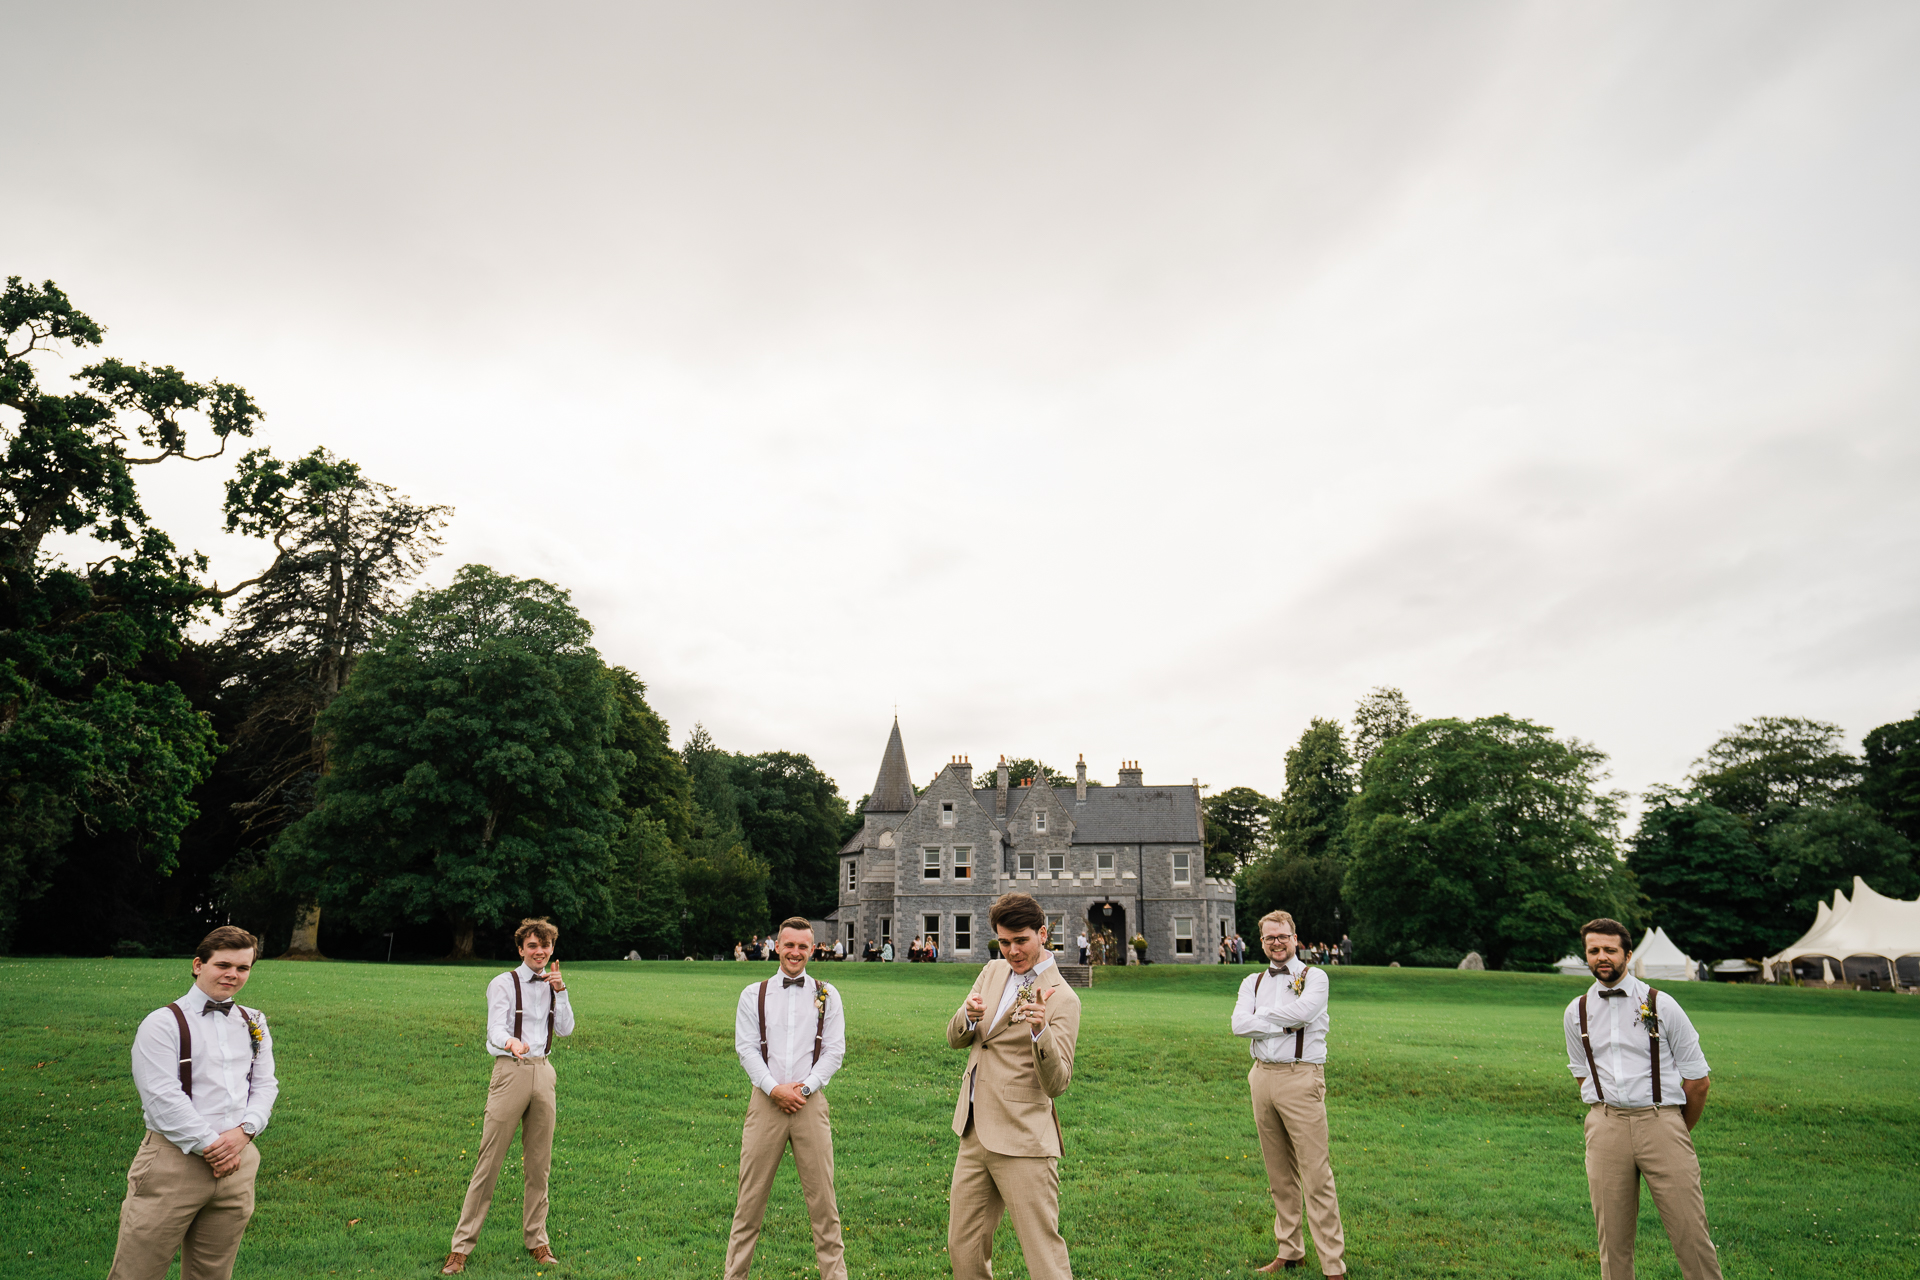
[{"x1": 1262, "y1": 934, "x2": 1294, "y2": 944}]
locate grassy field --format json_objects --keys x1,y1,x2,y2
[{"x1": 3, "y1": 957, "x2": 1916, "y2": 1279}]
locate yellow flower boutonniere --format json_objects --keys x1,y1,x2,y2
[
  {"x1": 814, "y1": 984, "x2": 830, "y2": 1017},
  {"x1": 240, "y1": 1009, "x2": 264, "y2": 1059},
  {"x1": 1290, "y1": 969, "x2": 1308, "y2": 997},
  {"x1": 1637, "y1": 1001, "x2": 1660, "y2": 1036}
]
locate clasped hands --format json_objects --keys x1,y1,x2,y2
[
  {"x1": 201, "y1": 1126, "x2": 251, "y2": 1178},
  {"x1": 768, "y1": 1082, "x2": 811, "y2": 1115}
]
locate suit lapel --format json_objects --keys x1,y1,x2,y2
[{"x1": 981, "y1": 961, "x2": 1018, "y2": 1041}]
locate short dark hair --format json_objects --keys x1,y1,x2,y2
[
  {"x1": 195, "y1": 926, "x2": 259, "y2": 963},
  {"x1": 989, "y1": 892, "x2": 1046, "y2": 934},
  {"x1": 1580, "y1": 918, "x2": 1632, "y2": 951},
  {"x1": 778, "y1": 916, "x2": 813, "y2": 938},
  {"x1": 514, "y1": 918, "x2": 559, "y2": 947}
]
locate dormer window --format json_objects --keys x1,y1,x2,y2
[
  {"x1": 1034, "y1": 811, "x2": 1047, "y2": 834},
  {"x1": 940, "y1": 801, "x2": 956, "y2": 827}
]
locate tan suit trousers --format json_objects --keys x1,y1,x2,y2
[
  {"x1": 1584, "y1": 1104, "x2": 1722, "y2": 1280},
  {"x1": 452, "y1": 1056, "x2": 557, "y2": 1254},
  {"x1": 725, "y1": 1088, "x2": 847, "y2": 1280},
  {"x1": 1250, "y1": 1062, "x2": 1346, "y2": 1275},
  {"x1": 108, "y1": 1130, "x2": 261, "y2": 1280},
  {"x1": 948, "y1": 1122, "x2": 1072, "y2": 1280}
]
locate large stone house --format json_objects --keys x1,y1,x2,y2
[{"x1": 830, "y1": 719, "x2": 1236, "y2": 965}]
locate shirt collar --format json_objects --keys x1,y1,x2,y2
[
  {"x1": 782, "y1": 968, "x2": 811, "y2": 985},
  {"x1": 182, "y1": 985, "x2": 218, "y2": 1011}
]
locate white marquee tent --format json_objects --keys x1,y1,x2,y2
[
  {"x1": 1630, "y1": 926, "x2": 1697, "y2": 981},
  {"x1": 1764, "y1": 877, "x2": 1920, "y2": 987}
]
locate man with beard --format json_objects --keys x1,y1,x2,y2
[
  {"x1": 1232, "y1": 909, "x2": 1346, "y2": 1275},
  {"x1": 726, "y1": 917, "x2": 849, "y2": 1280},
  {"x1": 1565, "y1": 918, "x2": 1721, "y2": 1280}
]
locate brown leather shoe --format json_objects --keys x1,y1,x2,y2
[
  {"x1": 529, "y1": 1245, "x2": 558, "y2": 1264},
  {"x1": 1253, "y1": 1259, "x2": 1304, "y2": 1274},
  {"x1": 439, "y1": 1254, "x2": 468, "y2": 1276}
]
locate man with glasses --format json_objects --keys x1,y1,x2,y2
[{"x1": 1231, "y1": 910, "x2": 1347, "y2": 1276}]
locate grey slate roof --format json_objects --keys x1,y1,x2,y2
[
  {"x1": 971, "y1": 784, "x2": 1201, "y2": 844},
  {"x1": 865, "y1": 719, "x2": 917, "y2": 813}
]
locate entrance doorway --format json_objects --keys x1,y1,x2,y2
[{"x1": 1086, "y1": 901, "x2": 1128, "y2": 965}]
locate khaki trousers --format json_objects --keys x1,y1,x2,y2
[
  {"x1": 108, "y1": 1130, "x2": 260, "y2": 1280},
  {"x1": 1584, "y1": 1104, "x2": 1722, "y2": 1280},
  {"x1": 1250, "y1": 1061, "x2": 1346, "y2": 1275},
  {"x1": 451, "y1": 1056, "x2": 557, "y2": 1254},
  {"x1": 725, "y1": 1089, "x2": 847, "y2": 1280},
  {"x1": 947, "y1": 1123, "x2": 1072, "y2": 1280}
]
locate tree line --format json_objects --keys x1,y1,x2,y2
[
  {"x1": 1, "y1": 277, "x2": 851, "y2": 961},
  {"x1": 1214, "y1": 689, "x2": 1917, "y2": 969}
]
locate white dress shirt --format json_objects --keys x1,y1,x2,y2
[
  {"x1": 485, "y1": 965, "x2": 575, "y2": 1058},
  {"x1": 1231, "y1": 957, "x2": 1331, "y2": 1064},
  {"x1": 987, "y1": 956, "x2": 1055, "y2": 1034},
  {"x1": 130, "y1": 985, "x2": 280, "y2": 1155},
  {"x1": 735, "y1": 970, "x2": 846, "y2": 1097},
  {"x1": 1563, "y1": 974, "x2": 1709, "y2": 1107}
]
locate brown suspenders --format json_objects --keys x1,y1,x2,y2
[
  {"x1": 1647, "y1": 989, "x2": 1662, "y2": 1105},
  {"x1": 166, "y1": 1003, "x2": 194, "y2": 1097},
  {"x1": 163, "y1": 1001, "x2": 261, "y2": 1098},
  {"x1": 1578, "y1": 988, "x2": 1665, "y2": 1106},
  {"x1": 1577, "y1": 995, "x2": 1603, "y2": 1103},
  {"x1": 1252, "y1": 966, "x2": 1314, "y2": 1059},
  {"x1": 757, "y1": 978, "x2": 828, "y2": 1069},
  {"x1": 510, "y1": 972, "x2": 556, "y2": 1056}
]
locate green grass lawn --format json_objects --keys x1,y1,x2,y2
[{"x1": 4, "y1": 957, "x2": 1916, "y2": 1279}]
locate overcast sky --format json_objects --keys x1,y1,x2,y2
[{"x1": 9, "y1": 1, "x2": 1918, "y2": 814}]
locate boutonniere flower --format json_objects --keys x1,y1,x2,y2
[
  {"x1": 240, "y1": 1009, "x2": 264, "y2": 1059},
  {"x1": 813, "y1": 984, "x2": 829, "y2": 1016},
  {"x1": 1012, "y1": 978, "x2": 1038, "y2": 1018},
  {"x1": 1290, "y1": 969, "x2": 1308, "y2": 996},
  {"x1": 1637, "y1": 1001, "x2": 1660, "y2": 1036}
]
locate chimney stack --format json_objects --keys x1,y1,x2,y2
[
  {"x1": 952, "y1": 754, "x2": 972, "y2": 787},
  {"x1": 1076, "y1": 753, "x2": 1087, "y2": 801},
  {"x1": 1117, "y1": 760, "x2": 1143, "y2": 787},
  {"x1": 996, "y1": 755, "x2": 1009, "y2": 817}
]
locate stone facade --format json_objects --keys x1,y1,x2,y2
[{"x1": 831, "y1": 720, "x2": 1235, "y2": 965}]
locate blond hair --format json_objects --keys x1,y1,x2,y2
[
  {"x1": 1257, "y1": 910, "x2": 1296, "y2": 936},
  {"x1": 514, "y1": 918, "x2": 559, "y2": 947}
]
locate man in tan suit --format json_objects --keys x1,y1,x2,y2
[
  {"x1": 1566, "y1": 918, "x2": 1721, "y2": 1280},
  {"x1": 725, "y1": 917, "x2": 848, "y2": 1280},
  {"x1": 945, "y1": 892, "x2": 1083, "y2": 1280},
  {"x1": 441, "y1": 918, "x2": 574, "y2": 1274},
  {"x1": 110, "y1": 927, "x2": 279, "y2": 1280}
]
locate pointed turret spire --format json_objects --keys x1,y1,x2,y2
[{"x1": 865, "y1": 717, "x2": 916, "y2": 813}]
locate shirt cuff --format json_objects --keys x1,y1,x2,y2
[
  {"x1": 802, "y1": 1073, "x2": 823, "y2": 1095},
  {"x1": 756, "y1": 1072, "x2": 780, "y2": 1096}
]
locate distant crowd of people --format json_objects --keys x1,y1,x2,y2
[{"x1": 1218, "y1": 932, "x2": 1351, "y2": 966}]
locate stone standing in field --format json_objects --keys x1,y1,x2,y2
[
  {"x1": 110, "y1": 926, "x2": 279, "y2": 1280},
  {"x1": 1231, "y1": 909, "x2": 1346, "y2": 1276},
  {"x1": 440, "y1": 918, "x2": 574, "y2": 1275},
  {"x1": 1566, "y1": 918, "x2": 1721, "y2": 1280},
  {"x1": 726, "y1": 917, "x2": 849, "y2": 1280},
  {"x1": 945, "y1": 892, "x2": 1083, "y2": 1280}
]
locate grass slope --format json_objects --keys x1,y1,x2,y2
[{"x1": 3, "y1": 959, "x2": 1916, "y2": 1278}]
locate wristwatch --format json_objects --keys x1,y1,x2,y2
[
  {"x1": 240, "y1": 1122, "x2": 259, "y2": 1136},
  {"x1": 799, "y1": 1084, "x2": 813, "y2": 1098}
]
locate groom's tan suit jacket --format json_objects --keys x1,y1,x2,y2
[{"x1": 946, "y1": 959, "x2": 1081, "y2": 1156}]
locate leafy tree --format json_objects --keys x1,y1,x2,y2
[
  {"x1": 216, "y1": 447, "x2": 449, "y2": 956},
  {"x1": 1861, "y1": 712, "x2": 1920, "y2": 844},
  {"x1": 1273, "y1": 718, "x2": 1356, "y2": 862},
  {"x1": 273, "y1": 565, "x2": 629, "y2": 959},
  {"x1": 1205, "y1": 785, "x2": 1275, "y2": 877},
  {"x1": 1, "y1": 276, "x2": 276, "y2": 950},
  {"x1": 1350, "y1": 686, "x2": 1420, "y2": 769},
  {"x1": 680, "y1": 839, "x2": 770, "y2": 958},
  {"x1": 1761, "y1": 799, "x2": 1915, "y2": 927},
  {"x1": 732, "y1": 751, "x2": 850, "y2": 923},
  {"x1": 1688, "y1": 716, "x2": 1859, "y2": 818},
  {"x1": 1628, "y1": 788, "x2": 1773, "y2": 958},
  {"x1": 1238, "y1": 852, "x2": 1347, "y2": 949},
  {"x1": 606, "y1": 666, "x2": 693, "y2": 847},
  {"x1": 999, "y1": 758, "x2": 1074, "y2": 789},
  {"x1": 1343, "y1": 716, "x2": 1637, "y2": 969}
]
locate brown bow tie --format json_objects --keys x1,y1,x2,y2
[
  {"x1": 1598, "y1": 988, "x2": 1629, "y2": 998},
  {"x1": 203, "y1": 999, "x2": 234, "y2": 1016},
  {"x1": 783, "y1": 975, "x2": 807, "y2": 989}
]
